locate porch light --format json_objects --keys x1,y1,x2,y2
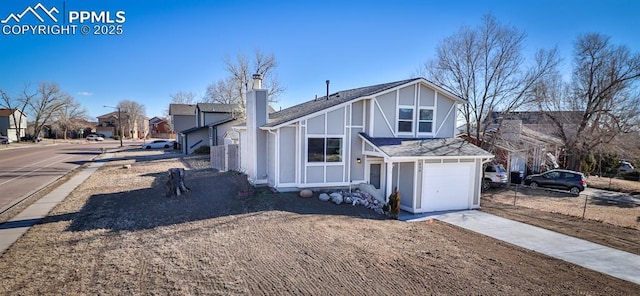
[{"x1": 356, "y1": 158, "x2": 362, "y2": 164}]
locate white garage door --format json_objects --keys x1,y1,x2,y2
[{"x1": 422, "y1": 162, "x2": 474, "y2": 212}]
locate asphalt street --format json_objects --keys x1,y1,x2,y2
[{"x1": 0, "y1": 140, "x2": 122, "y2": 213}]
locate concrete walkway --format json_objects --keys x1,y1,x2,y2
[
  {"x1": 0, "y1": 155, "x2": 111, "y2": 255},
  {"x1": 406, "y1": 210, "x2": 640, "y2": 285}
]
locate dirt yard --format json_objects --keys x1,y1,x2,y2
[{"x1": 0, "y1": 150, "x2": 638, "y2": 295}]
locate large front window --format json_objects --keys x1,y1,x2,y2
[
  {"x1": 398, "y1": 107, "x2": 414, "y2": 133},
  {"x1": 308, "y1": 137, "x2": 342, "y2": 162}
]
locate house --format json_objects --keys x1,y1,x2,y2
[
  {"x1": 169, "y1": 104, "x2": 196, "y2": 148},
  {"x1": 236, "y1": 76, "x2": 493, "y2": 213},
  {"x1": 178, "y1": 103, "x2": 239, "y2": 154},
  {"x1": 0, "y1": 108, "x2": 27, "y2": 141},
  {"x1": 96, "y1": 111, "x2": 148, "y2": 139},
  {"x1": 461, "y1": 120, "x2": 564, "y2": 182},
  {"x1": 149, "y1": 116, "x2": 172, "y2": 139}
]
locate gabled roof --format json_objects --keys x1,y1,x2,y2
[
  {"x1": 97, "y1": 111, "x2": 119, "y2": 119},
  {"x1": 169, "y1": 104, "x2": 196, "y2": 116},
  {"x1": 0, "y1": 108, "x2": 24, "y2": 116},
  {"x1": 360, "y1": 133, "x2": 493, "y2": 158},
  {"x1": 196, "y1": 103, "x2": 240, "y2": 113},
  {"x1": 262, "y1": 77, "x2": 464, "y2": 129},
  {"x1": 149, "y1": 116, "x2": 165, "y2": 124}
]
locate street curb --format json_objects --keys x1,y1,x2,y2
[{"x1": 0, "y1": 152, "x2": 115, "y2": 256}]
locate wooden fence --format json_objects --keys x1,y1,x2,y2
[{"x1": 211, "y1": 144, "x2": 240, "y2": 171}]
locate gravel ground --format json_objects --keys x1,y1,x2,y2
[{"x1": 0, "y1": 150, "x2": 638, "y2": 295}]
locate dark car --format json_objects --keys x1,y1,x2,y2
[{"x1": 524, "y1": 169, "x2": 587, "y2": 194}]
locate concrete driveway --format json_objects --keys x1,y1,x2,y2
[{"x1": 408, "y1": 210, "x2": 640, "y2": 285}]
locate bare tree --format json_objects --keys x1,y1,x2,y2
[
  {"x1": 30, "y1": 82, "x2": 68, "y2": 140},
  {"x1": 170, "y1": 91, "x2": 199, "y2": 104},
  {"x1": 117, "y1": 100, "x2": 146, "y2": 139},
  {"x1": 51, "y1": 96, "x2": 89, "y2": 139},
  {"x1": 423, "y1": 14, "x2": 559, "y2": 150},
  {"x1": 535, "y1": 33, "x2": 640, "y2": 171},
  {"x1": 205, "y1": 49, "x2": 285, "y2": 117},
  {"x1": 205, "y1": 78, "x2": 237, "y2": 104},
  {"x1": 0, "y1": 85, "x2": 35, "y2": 142}
]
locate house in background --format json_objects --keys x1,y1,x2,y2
[
  {"x1": 0, "y1": 108, "x2": 27, "y2": 141},
  {"x1": 179, "y1": 103, "x2": 239, "y2": 154},
  {"x1": 149, "y1": 116, "x2": 172, "y2": 139},
  {"x1": 96, "y1": 111, "x2": 148, "y2": 139},
  {"x1": 169, "y1": 104, "x2": 196, "y2": 149},
  {"x1": 235, "y1": 76, "x2": 493, "y2": 213}
]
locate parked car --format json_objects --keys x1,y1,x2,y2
[
  {"x1": 142, "y1": 140, "x2": 175, "y2": 149},
  {"x1": 483, "y1": 163, "x2": 508, "y2": 190},
  {"x1": 86, "y1": 134, "x2": 104, "y2": 141},
  {"x1": 619, "y1": 160, "x2": 635, "y2": 173},
  {"x1": 0, "y1": 136, "x2": 12, "y2": 144},
  {"x1": 524, "y1": 169, "x2": 587, "y2": 194},
  {"x1": 20, "y1": 135, "x2": 42, "y2": 142}
]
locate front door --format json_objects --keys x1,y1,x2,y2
[{"x1": 368, "y1": 160, "x2": 384, "y2": 190}]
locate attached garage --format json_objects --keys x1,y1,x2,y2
[
  {"x1": 360, "y1": 135, "x2": 493, "y2": 214},
  {"x1": 422, "y1": 162, "x2": 475, "y2": 212}
]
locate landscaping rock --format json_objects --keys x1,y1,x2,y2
[
  {"x1": 299, "y1": 189, "x2": 313, "y2": 198},
  {"x1": 330, "y1": 192, "x2": 343, "y2": 204},
  {"x1": 319, "y1": 193, "x2": 330, "y2": 202}
]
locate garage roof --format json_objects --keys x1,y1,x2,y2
[{"x1": 359, "y1": 133, "x2": 493, "y2": 158}]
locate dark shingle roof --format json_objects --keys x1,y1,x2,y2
[
  {"x1": 263, "y1": 78, "x2": 421, "y2": 128},
  {"x1": 196, "y1": 103, "x2": 240, "y2": 113},
  {"x1": 169, "y1": 104, "x2": 196, "y2": 116},
  {"x1": 360, "y1": 133, "x2": 493, "y2": 158}
]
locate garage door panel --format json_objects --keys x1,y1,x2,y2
[{"x1": 422, "y1": 163, "x2": 473, "y2": 212}]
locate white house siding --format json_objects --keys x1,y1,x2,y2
[
  {"x1": 419, "y1": 85, "x2": 435, "y2": 106},
  {"x1": 267, "y1": 131, "x2": 277, "y2": 187},
  {"x1": 184, "y1": 129, "x2": 208, "y2": 154},
  {"x1": 279, "y1": 126, "x2": 296, "y2": 184},
  {"x1": 398, "y1": 85, "x2": 414, "y2": 105},
  {"x1": 372, "y1": 92, "x2": 396, "y2": 137},
  {"x1": 214, "y1": 121, "x2": 237, "y2": 146},
  {"x1": 435, "y1": 95, "x2": 455, "y2": 138},
  {"x1": 392, "y1": 162, "x2": 415, "y2": 209}
]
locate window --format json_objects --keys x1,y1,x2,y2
[
  {"x1": 418, "y1": 108, "x2": 433, "y2": 133},
  {"x1": 398, "y1": 108, "x2": 413, "y2": 133},
  {"x1": 308, "y1": 137, "x2": 342, "y2": 163}
]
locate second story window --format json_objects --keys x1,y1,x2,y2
[
  {"x1": 398, "y1": 107, "x2": 414, "y2": 133},
  {"x1": 418, "y1": 108, "x2": 434, "y2": 133}
]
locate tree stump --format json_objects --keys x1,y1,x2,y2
[{"x1": 166, "y1": 168, "x2": 190, "y2": 197}]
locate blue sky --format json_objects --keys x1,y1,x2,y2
[{"x1": 0, "y1": 0, "x2": 638, "y2": 120}]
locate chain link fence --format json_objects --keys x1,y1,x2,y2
[{"x1": 482, "y1": 184, "x2": 640, "y2": 229}]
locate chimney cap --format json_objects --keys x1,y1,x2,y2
[{"x1": 252, "y1": 74, "x2": 263, "y2": 89}]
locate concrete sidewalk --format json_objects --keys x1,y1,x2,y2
[
  {"x1": 0, "y1": 155, "x2": 111, "y2": 256},
  {"x1": 407, "y1": 210, "x2": 640, "y2": 285}
]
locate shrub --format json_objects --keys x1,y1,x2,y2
[
  {"x1": 112, "y1": 135, "x2": 121, "y2": 140},
  {"x1": 193, "y1": 145, "x2": 210, "y2": 155}
]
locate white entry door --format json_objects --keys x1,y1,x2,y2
[{"x1": 422, "y1": 162, "x2": 474, "y2": 212}]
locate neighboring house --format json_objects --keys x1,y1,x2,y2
[
  {"x1": 149, "y1": 116, "x2": 172, "y2": 139},
  {"x1": 0, "y1": 108, "x2": 27, "y2": 141},
  {"x1": 169, "y1": 104, "x2": 196, "y2": 148},
  {"x1": 462, "y1": 120, "x2": 564, "y2": 180},
  {"x1": 179, "y1": 103, "x2": 239, "y2": 154},
  {"x1": 96, "y1": 111, "x2": 148, "y2": 139},
  {"x1": 236, "y1": 77, "x2": 493, "y2": 213}
]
